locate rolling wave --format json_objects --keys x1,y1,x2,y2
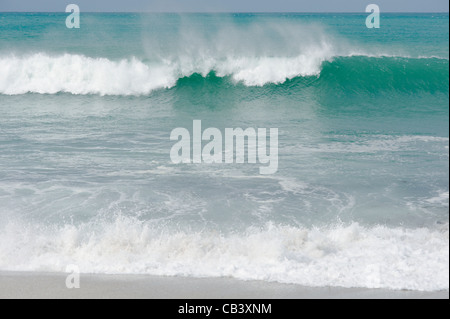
[{"x1": 0, "y1": 53, "x2": 448, "y2": 96}]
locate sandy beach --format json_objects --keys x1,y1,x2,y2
[{"x1": 0, "y1": 272, "x2": 447, "y2": 299}]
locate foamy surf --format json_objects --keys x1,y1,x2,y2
[
  {"x1": 0, "y1": 217, "x2": 448, "y2": 291},
  {"x1": 0, "y1": 54, "x2": 177, "y2": 95}
]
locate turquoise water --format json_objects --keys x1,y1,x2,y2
[{"x1": 0, "y1": 13, "x2": 448, "y2": 291}]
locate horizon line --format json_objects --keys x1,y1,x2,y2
[{"x1": 0, "y1": 11, "x2": 449, "y2": 14}]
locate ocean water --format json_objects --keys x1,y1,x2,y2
[{"x1": 0, "y1": 13, "x2": 448, "y2": 291}]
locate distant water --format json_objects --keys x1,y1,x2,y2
[{"x1": 0, "y1": 13, "x2": 448, "y2": 291}]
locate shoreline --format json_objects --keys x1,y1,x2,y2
[{"x1": 0, "y1": 271, "x2": 448, "y2": 299}]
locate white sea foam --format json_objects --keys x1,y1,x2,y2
[
  {"x1": 426, "y1": 191, "x2": 450, "y2": 207},
  {"x1": 0, "y1": 217, "x2": 448, "y2": 291},
  {"x1": 0, "y1": 54, "x2": 177, "y2": 95}
]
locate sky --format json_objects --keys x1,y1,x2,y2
[{"x1": 0, "y1": 0, "x2": 448, "y2": 12}]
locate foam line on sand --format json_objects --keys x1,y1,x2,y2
[{"x1": 0, "y1": 272, "x2": 448, "y2": 299}]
